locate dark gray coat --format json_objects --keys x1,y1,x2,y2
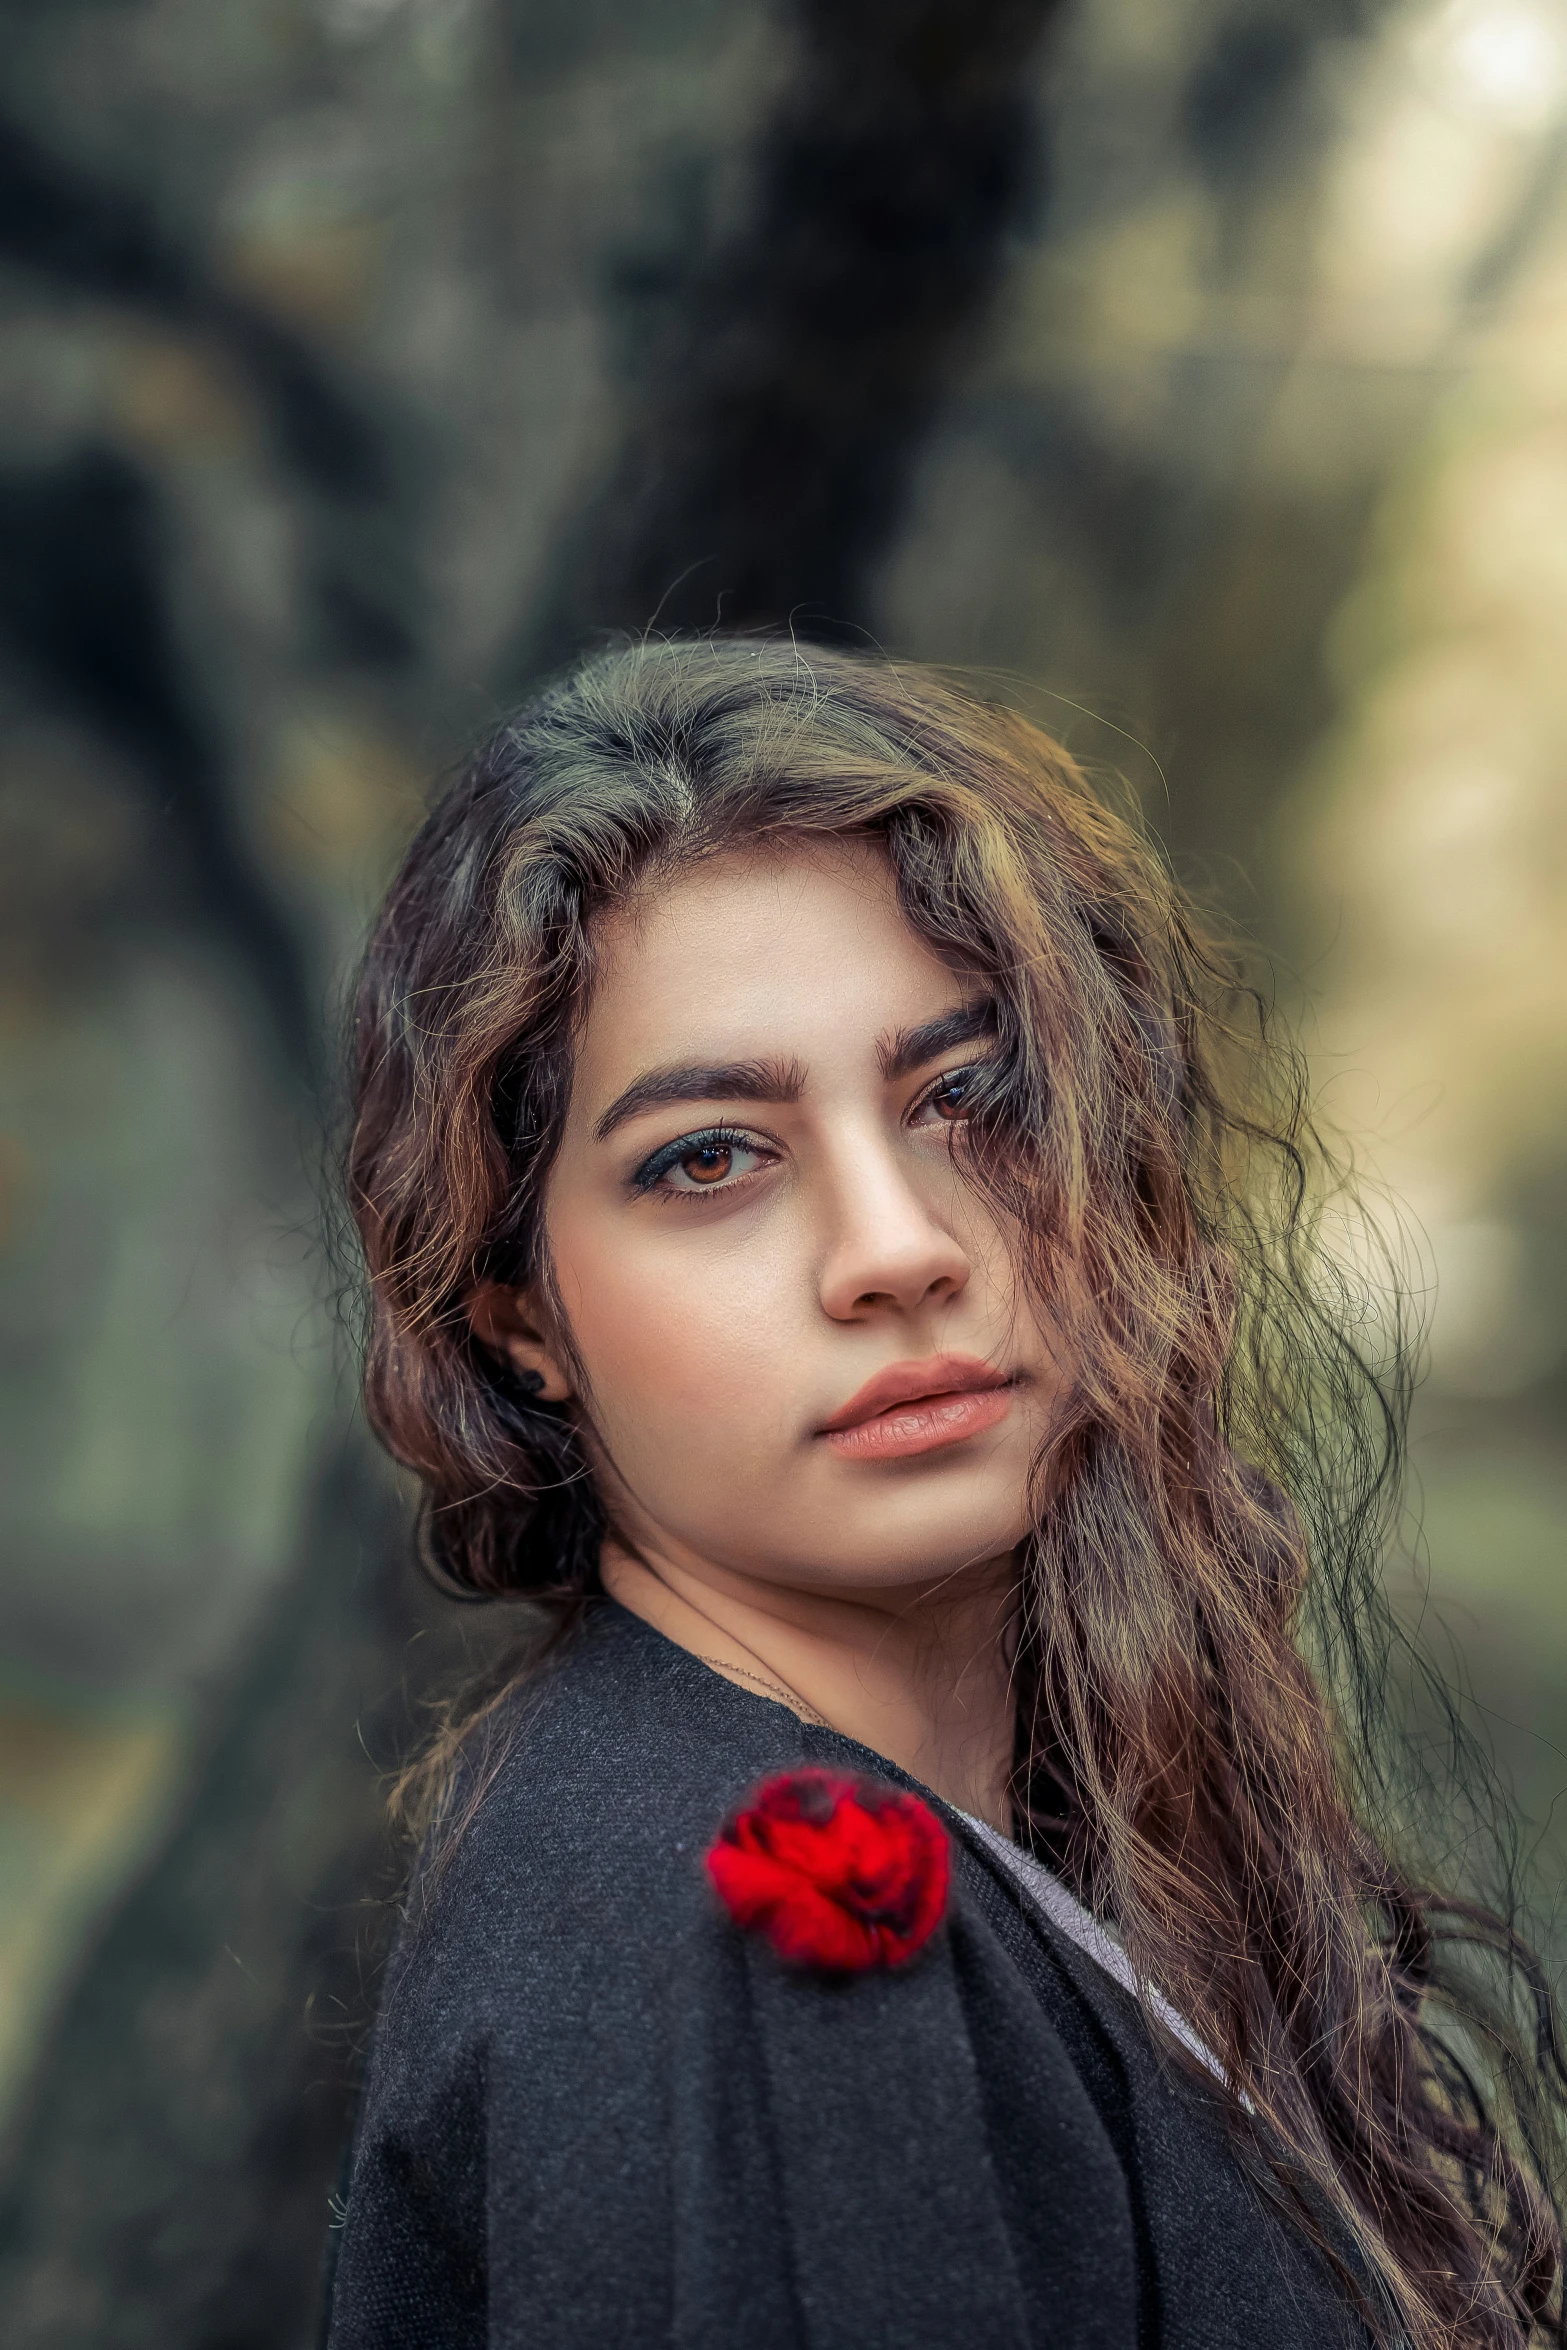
[{"x1": 325, "y1": 1601, "x2": 1365, "y2": 2349}]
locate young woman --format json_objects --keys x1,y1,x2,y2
[{"x1": 327, "y1": 638, "x2": 1564, "y2": 2350}]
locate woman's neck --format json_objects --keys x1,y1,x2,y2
[{"x1": 600, "y1": 1534, "x2": 1018, "y2": 1830}]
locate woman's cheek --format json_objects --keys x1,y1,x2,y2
[{"x1": 560, "y1": 1223, "x2": 801, "y2": 1468}]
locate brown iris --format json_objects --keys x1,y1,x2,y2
[{"x1": 682, "y1": 1142, "x2": 734, "y2": 1183}]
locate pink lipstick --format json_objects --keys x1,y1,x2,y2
[{"x1": 818, "y1": 1354, "x2": 1013, "y2": 1462}]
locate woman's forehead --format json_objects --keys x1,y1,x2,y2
[{"x1": 573, "y1": 842, "x2": 973, "y2": 1102}]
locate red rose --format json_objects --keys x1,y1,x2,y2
[{"x1": 706, "y1": 1768, "x2": 950, "y2": 1973}]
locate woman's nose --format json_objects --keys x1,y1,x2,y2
[{"x1": 815, "y1": 1138, "x2": 972, "y2": 1322}]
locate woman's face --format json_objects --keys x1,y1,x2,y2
[{"x1": 496, "y1": 840, "x2": 1071, "y2": 1599}]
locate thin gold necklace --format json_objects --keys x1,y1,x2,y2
[
  {"x1": 689, "y1": 1652, "x2": 831, "y2": 1727},
  {"x1": 601, "y1": 1538, "x2": 832, "y2": 1727}
]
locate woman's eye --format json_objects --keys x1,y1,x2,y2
[
  {"x1": 918, "y1": 1066, "x2": 983, "y2": 1124},
  {"x1": 634, "y1": 1130, "x2": 773, "y2": 1195},
  {"x1": 671, "y1": 1141, "x2": 741, "y2": 1188}
]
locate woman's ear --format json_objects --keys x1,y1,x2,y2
[{"x1": 467, "y1": 1283, "x2": 575, "y2": 1402}]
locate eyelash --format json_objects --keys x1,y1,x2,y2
[
  {"x1": 629, "y1": 1065, "x2": 986, "y2": 1200},
  {"x1": 630, "y1": 1125, "x2": 764, "y2": 1196}
]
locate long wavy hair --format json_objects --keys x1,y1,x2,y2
[{"x1": 348, "y1": 635, "x2": 1565, "y2": 2350}]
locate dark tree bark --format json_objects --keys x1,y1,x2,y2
[{"x1": 516, "y1": 0, "x2": 1066, "y2": 672}]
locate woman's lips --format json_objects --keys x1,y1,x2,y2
[
  {"x1": 818, "y1": 1355, "x2": 1014, "y2": 1462},
  {"x1": 823, "y1": 1384, "x2": 1013, "y2": 1461}
]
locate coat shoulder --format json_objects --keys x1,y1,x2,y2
[
  {"x1": 330, "y1": 1607, "x2": 811, "y2": 2350},
  {"x1": 383, "y1": 1603, "x2": 806, "y2": 2034}
]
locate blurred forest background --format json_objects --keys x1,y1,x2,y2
[{"x1": 0, "y1": 0, "x2": 1563, "y2": 2343}]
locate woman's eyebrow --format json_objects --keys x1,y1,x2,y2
[
  {"x1": 877, "y1": 997, "x2": 998, "y2": 1082},
  {"x1": 592, "y1": 1000, "x2": 996, "y2": 1142},
  {"x1": 593, "y1": 1056, "x2": 807, "y2": 1143}
]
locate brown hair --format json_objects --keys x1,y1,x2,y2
[{"x1": 349, "y1": 635, "x2": 1565, "y2": 2349}]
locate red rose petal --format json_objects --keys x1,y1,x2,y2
[{"x1": 706, "y1": 1768, "x2": 950, "y2": 1973}]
